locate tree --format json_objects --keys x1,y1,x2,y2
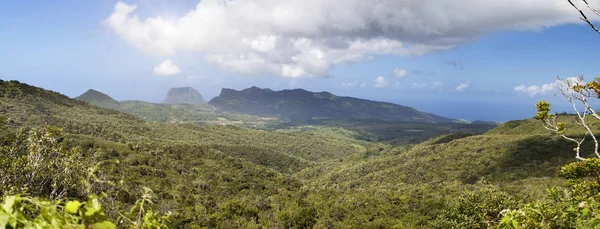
[
  {"x1": 535, "y1": 76, "x2": 600, "y2": 159},
  {"x1": 567, "y1": 0, "x2": 600, "y2": 35},
  {"x1": 534, "y1": 0, "x2": 600, "y2": 160}
]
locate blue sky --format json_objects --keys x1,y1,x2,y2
[{"x1": 2, "y1": 0, "x2": 600, "y2": 122}]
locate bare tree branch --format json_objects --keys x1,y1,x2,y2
[
  {"x1": 568, "y1": 0, "x2": 600, "y2": 35},
  {"x1": 583, "y1": 0, "x2": 600, "y2": 17}
]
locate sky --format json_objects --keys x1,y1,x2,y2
[{"x1": 2, "y1": 0, "x2": 600, "y2": 122}]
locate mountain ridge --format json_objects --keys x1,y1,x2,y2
[{"x1": 210, "y1": 86, "x2": 461, "y2": 123}]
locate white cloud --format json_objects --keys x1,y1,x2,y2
[
  {"x1": 455, "y1": 81, "x2": 471, "y2": 91},
  {"x1": 393, "y1": 68, "x2": 408, "y2": 79},
  {"x1": 411, "y1": 83, "x2": 428, "y2": 89},
  {"x1": 341, "y1": 81, "x2": 359, "y2": 88},
  {"x1": 374, "y1": 76, "x2": 389, "y2": 88},
  {"x1": 411, "y1": 81, "x2": 444, "y2": 90},
  {"x1": 431, "y1": 81, "x2": 444, "y2": 90},
  {"x1": 514, "y1": 83, "x2": 555, "y2": 96},
  {"x1": 106, "y1": 0, "x2": 582, "y2": 78},
  {"x1": 153, "y1": 59, "x2": 182, "y2": 76}
]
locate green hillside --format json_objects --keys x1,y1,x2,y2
[
  {"x1": 209, "y1": 86, "x2": 461, "y2": 123},
  {"x1": 274, "y1": 118, "x2": 497, "y2": 144},
  {"x1": 1, "y1": 79, "x2": 597, "y2": 228}
]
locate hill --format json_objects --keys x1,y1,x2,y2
[
  {"x1": 74, "y1": 89, "x2": 120, "y2": 109},
  {"x1": 75, "y1": 88, "x2": 268, "y2": 125},
  {"x1": 209, "y1": 86, "x2": 460, "y2": 122},
  {"x1": 2, "y1": 79, "x2": 592, "y2": 228},
  {"x1": 163, "y1": 87, "x2": 205, "y2": 104},
  {"x1": 271, "y1": 118, "x2": 498, "y2": 145}
]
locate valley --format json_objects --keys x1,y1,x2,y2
[
  {"x1": 0, "y1": 79, "x2": 593, "y2": 228},
  {"x1": 4, "y1": 1, "x2": 600, "y2": 228}
]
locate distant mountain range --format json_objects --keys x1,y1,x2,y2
[
  {"x1": 208, "y1": 86, "x2": 461, "y2": 123},
  {"x1": 73, "y1": 86, "x2": 488, "y2": 124},
  {"x1": 74, "y1": 88, "x2": 250, "y2": 123}
]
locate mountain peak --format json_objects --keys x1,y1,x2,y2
[
  {"x1": 75, "y1": 89, "x2": 120, "y2": 109},
  {"x1": 163, "y1": 87, "x2": 205, "y2": 104},
  {"x1": 76, "y1": 89, "x2": 117, "y2": 103}
]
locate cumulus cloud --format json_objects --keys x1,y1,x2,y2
[
  {"x1": 514, "y1": 83, "x2": 555, "y2": 96},
  {"x1": 455, "y1": 81, "x2": 471, "y2": 91},
  {"x1": 341, "y1": 81, "x2": 359, "y2": 88},
  {"x1": 431, "y1": 81, "x2": 444, "y2": 90},
  {"x1": 106, "y1": 0, "x2": 582, "y2": 78},
  {"x1": 412, "y1": 81, "x2": 444, "y2": 90},
  {"x1": 153, "y1": 59, "x2": 182, "y2": 76},
  {"x1": 393, "y1": 68, "x2": 408, "y2": 79},
  {"x1": 374, "y1": 76, "x2": 390, "y2": 88}
]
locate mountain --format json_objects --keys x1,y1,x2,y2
[
  {"x1": 1, "y1": 79, "x2": 593, "y2": 228},
  {"x1": 74, "y1": 88, "x2": 261, "y2": 124},
  {"x1": 74, "y1": 89, "x2": 120, "y2": 109},
  {"x1": 209, "y1": 86, "x2": 459, "y2": 122},
  {"x1": 163, "y1": 87, "x2": 205, "y2": 104}
]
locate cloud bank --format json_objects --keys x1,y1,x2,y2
[
  {"x1": 153, "y1": 59, "x2": 181, "y2": 76},
  {"x1": 106, "y1": 0, "x2": 581, "y2": 78},
  {"x1": 514, "y1": 83, "x2": 554, "y2": 96},
  {"x1": 393, "y1": 68, "x2": 408, "y2": 79}
]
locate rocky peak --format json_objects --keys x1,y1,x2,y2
[{"x1": 163, "y1": 87, "x2": 205, "y2": 104}]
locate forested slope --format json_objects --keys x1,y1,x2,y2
[{"x1": 1, "y1": 79, "x2": 595, "y2": 228}]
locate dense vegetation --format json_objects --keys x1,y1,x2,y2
[
  {"x1": 2, "y1": 79, "x2": 599, "y2": 228},
  {"x1": 274, "y1": 118, "x2": 496, "y2": 145}
]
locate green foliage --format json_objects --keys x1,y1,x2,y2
[
  {"x1": 274, "y1": 118, "x2": 496, "y2": 145},
  {"x1": 118, "y1": 187, "x2": 171, "y2": 229},
  {"x1": 2, "y1": 79, "x2": 593, "y2": 228},
  {"x1": 0, "y1": 115, "x2": 7, "y2": 129},
  {"x1": 431, "y1": 185, "x2": 517, "y2": 229},
  {"x1": 495, "y1": 159, "x2": 600, "y2": 228},
  {"x1": 0, "y1": 195, "x2": 116, "y2": 229},
  {"x1": 0, "y1": 121, "x2": 169, "y2": 228},
  {"x1": 535, "y1": 100, "x2": 552, "y2": 120},
  {"x1": 0, "y1": 126, "x2": 90, "y2": 200}
]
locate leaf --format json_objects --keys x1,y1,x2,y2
[
  {"x1": 85, "y1": 198, "x2": 102, "y2": 217},
  {"x1": 511, "y1": 220, "x2": 519, "y2": 229},
  {"x1": 91, "y1": 221, "x2": 116, "y2": 229},
  {"x1": 582, "y1": 207, "x2": 590, "y2": 217},
  {"x1": 64, "y1": 224, "x2": 85, "y2": 229},
  {"x1": 0, "y1": 214, "x2": 9, "y2": 227},
  {"x1": 65, "y1": 201, "x2": 82, "y2": 214},
  {"x1": 499, "y1": 215, "x2": 510, "y2": 225},
  {"x1": 2, "y1": 196, "x2": 16, "y2": 213}
]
